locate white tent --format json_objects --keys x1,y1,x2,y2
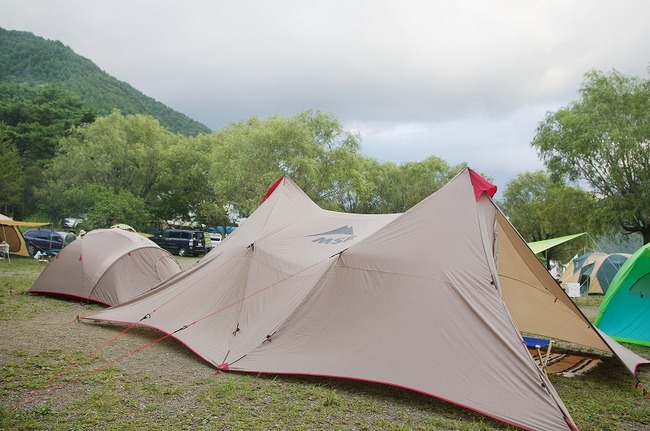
[
  {"x1": 85, "y1": 169, "x2": 648, "y2": 431},
  {"x1": 30, "y1": 228, "x2": 181, "y2": 306}
]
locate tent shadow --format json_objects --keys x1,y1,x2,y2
[{"x1": 82, "y1": 319, "x2": 514, "y2": 428}]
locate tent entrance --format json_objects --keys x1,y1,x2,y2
[{"x1": 630, "y1": 273, "x2": 650, "y2": 298}]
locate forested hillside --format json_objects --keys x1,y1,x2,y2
[{"x1": 0, "y1": 28, "x2": 211, "y2": 136}]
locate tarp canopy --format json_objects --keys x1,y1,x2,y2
[
  {"x1": 595, "y1": 243, "x2": 650, "y2": 346},
  {"x1": 560, "y1": 252, "x2": 630, "y2": 295},
  {"x1": 527, "y1": 232, "x2": 586, "y2": 255},
  {"x1": 29, "y1": 229, "x2": 182, "y2": 306},
  {"x1": 0, "y1": 213, "x2": 49, "y2": 256},
  {"x1": 84, "y1": 169, "x2": 649, "y2": 431}
]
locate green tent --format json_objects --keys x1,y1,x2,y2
[{"x1": 595, "y1": 243, "x2": 650, "y2": 346}]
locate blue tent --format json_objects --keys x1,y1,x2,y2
[
  {"x1": 207, "y1": 226, "x2": 236, "y2": 235},
  {"x1": 559, "y1": 252, "x2": 630, "y2": 295},
  {"x1": 595, "y1": 243, "x2": 650, "y2": 346}
]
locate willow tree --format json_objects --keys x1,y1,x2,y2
[
  {"x1": 379, "y1": 157, "x2": 466, "y2": 213},
  {"x1": 499, "y1": 171, "x2": 601, "y2": 264},
  {"x1": 40, "y1": 111, "x2": 205, "y2": 230},
  {"x1": 205, "y1": 110, "x2": 363, "y2": 223},
  {"x1": 532, "y1": 68, "x2": 650, "y2": 243}
]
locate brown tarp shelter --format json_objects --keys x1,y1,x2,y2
[
  {"x1": 29, "y1": 228, "x2": 182, "y2": 306},
  {"x1": 0, "y1": 213, "x2": 49, "y2": 256},
  {"x1": 85, "y1": 169, "x2": 649, "y2": 431}
]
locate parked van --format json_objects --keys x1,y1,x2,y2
[
  {"x1": 151, "y1": 229, "x2": 207, "y2": 257},
  {"x1": 23, "y1": 228, "x2": 68, "y2": 256}
]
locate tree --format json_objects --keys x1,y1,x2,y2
[
  {"x1": 327, "y1": 155, "x2": 390, "y2": 214},
  {"x1": 77, "y1": 185, "x2": 149, "y2": 230},
  {"x1": 379, "y1": 157, "x2": 466, "y2": 213},
  {"x1": 532, "y1": 68, "x2": 650, "y2": 243},
  {"x1": 152, "y1": 138, "x2": 214, "y2": 225},
  {"x1": 333, "y1": 156, "x2": 467, "y2": 214},
  {"x1": 0, "y1": 82, "x2": 96, "y2": 218},
  {"x1": 38, "y1": 111, "x2": 200, "y2": 230},
  {"x1": 499, "y1": 171, "x2": 602, "y2": 264},
  {"x1": 205, "y1": 111, "x2": 363, "y2": 222},
  {"x1": 0, "y1": 132, "x2": 23, "y2": 213},
  {"x1": 204, "y1": 112, "x2": 466, "y2": 221},
  {"x1": 0, "y1": 82, "x2": 95, "y2": 166}
]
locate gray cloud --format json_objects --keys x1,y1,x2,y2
[{"x1": 2, "y1": 0, "x2": 649, "y2": 193}]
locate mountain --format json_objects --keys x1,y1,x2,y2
[{"x1": 0, "y1": 28, "x2": 211, "y2": 136}]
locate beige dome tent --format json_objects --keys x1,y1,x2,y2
[
  {"x1": 0, "y1": 213, "x2": 49, "y2": 257},
  {"x1": 85, "y1": 169, "x2": 649, "y2": 431},
  {"x1": 110, "y1": 223, "x2": 137, "y2": 232},
  {"x1": 29, "y1": 228, "x2": 181, "y2": 306}
]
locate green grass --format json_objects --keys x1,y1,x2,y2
[
  {"x1": 571, "y1": 294, "x2": 603, "y2": 309},
  {"x1": 1, "y1": 256, "x2": 650, "y2": 430}
]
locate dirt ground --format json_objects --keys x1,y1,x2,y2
[
  {"x1": 1, "y1": 257, "x2": 604, "y2": 398},
  {"x1": 3, "y1": 256, "x2": 645, "y2": 431},
  {"x1": 1, "y1": 256, "x2": 214, "y2": 410}
]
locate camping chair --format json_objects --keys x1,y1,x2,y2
[
  {"x1": 523, "y1": 336, "x2": 554, "y2": 374},
  {"x1": 0, "y1": 241, "x2": 9, "y2": 262}
]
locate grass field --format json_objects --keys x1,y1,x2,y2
[{"x1": 1, "y1": 256, "x2": 650, "y2": 430}]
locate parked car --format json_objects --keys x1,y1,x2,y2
[
  {"x1": 64, "y1": 217, "x2": 83, "y2": 229},
  {"x1": 150, "y1": 229, "x2": 207, "y2": 257},
  {"x1": 208, "y1": 232, "x2": 222, "y2": 249},
  {"x1": 23, "y1": 228, "x2": 68, "y2": 256}
]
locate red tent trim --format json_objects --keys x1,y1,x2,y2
[
  {"x1": 262, "y1": 177, "x2": 284, "y2": 203},
  {"x1": 468, "y1": 168, "x2": 497, "y2": 201}
]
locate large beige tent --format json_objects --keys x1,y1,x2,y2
[
  {"x1": 85, "y1": 169, "x2": 648, "y2": 431},
  {"x1": 0, "y1": 213, "x2": 49, "y2": 256},
  {"x1": 30, "y1": 228, "x2": 182, "y2": 306}
]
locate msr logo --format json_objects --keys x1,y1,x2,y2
[{"x1": 308, "y1": 225, "x2": 357, "y2": 245}]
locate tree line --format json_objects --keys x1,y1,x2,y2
[
  {"x1": 1, "y1": 68, "x2": 649, "y2": 261},
  {"x1": 0, "y1": 82, "x2": 467, "y2": 234}
]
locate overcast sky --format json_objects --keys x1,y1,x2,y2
[{"x1": 2, "y1": 1, "x2": 649, "y2": 193}]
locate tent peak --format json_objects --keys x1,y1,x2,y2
[
  {"x1": 468, "y1": 168, "x2": 497, "y2": 200},
  {"x1": 262, "y1": 177, "x2": 286, "y2": 203}
]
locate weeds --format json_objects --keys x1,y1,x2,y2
[{"x1": 2, "y1": 256, "x2": 650, "y2": 430}]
